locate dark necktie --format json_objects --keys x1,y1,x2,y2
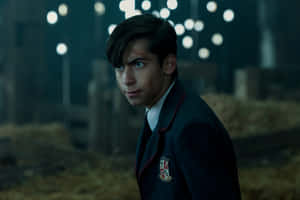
[
  {"x1": 136, "y1": 116, "x2": 153, "y2": 173},
  {"x1": 138, "y1": 115, "x2": 152, "y2": 163}
]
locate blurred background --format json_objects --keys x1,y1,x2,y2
[{"x1": 0, "y1": 0, "x2": 299, "y2": 199}]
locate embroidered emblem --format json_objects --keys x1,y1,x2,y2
[{"x1": 159, "y1": 157, "x2": 172, "y2": 182}]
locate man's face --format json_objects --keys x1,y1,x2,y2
[{"x1": 115, "y1": 39, "x2": 173, "y2": 108}]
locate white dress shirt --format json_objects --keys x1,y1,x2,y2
[{"x1": 146, "y1": 81, "x2": 176, "y2": 131}]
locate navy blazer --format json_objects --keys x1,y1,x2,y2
[{"x1": 135, "y1": 80, "x2": 241, "y2": 200}]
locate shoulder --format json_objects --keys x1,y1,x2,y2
[
  {"x1": 176, "y1": 88, "x2": 218, "y2": 128},
  {"x1": 170, "y1": 84, "x2": 230, "y2": 143},
  {"x1": 161, "y1": 80, "x2": 227, "y2": 138}
]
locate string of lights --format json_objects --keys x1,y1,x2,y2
[
  {"x1": 46, "y1": 1, "x2": 235, "y2": 61},
  {"x1": 109, "y1": 0, "x2": 235, "y2": 60}
]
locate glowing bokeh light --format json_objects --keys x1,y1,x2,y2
[
  {"x1": 46, "y1": 11, "x2": 58, "y2": 25},
  {"x1": 152, "y1": 10, "x2": 160, "y2": 17},
  {"x1": 168, "y1": 20, "x2": 175, "y2": 26},
  {"x1": 175, "y1": 24, "x2": 185, "y2": 36},
  {"x1": 108, "y1": 24, "x2": 117, "y2": 35},
  {"x1": 194, "y1": 20, "x2": 204, "y2": 32},
  {"x1": 56, "y1": 43, "x2": 68, "y2": 55},
  {"x1": 182, "y1": 36, "x2": 194, "y2": 49},
  {"x1": 125, "y1": 9, "x2": 142, "y2": 19},
  {"x1": 94, "y1": 2, "x2": 105, "y2": 15},
  {"x1": 119, "y1": 0, "x2": 127, "y2": 12},
  {"x1": 224, "y1": 9, "x2": 235, "y2": 22},
  {"x1": 198, "y1": 48, "x2": 210, "y2": 59},
  {"x1": 184, "y1": 18, "x2": 194, "y2": 30},
  {"x1": 58, "y1": 3, "x2": 68, "y2": 16},
  {"x1": 212, "y1": 33, "x2": 224, "y2": 46},
  {"x1": 160, "y1": 8, "x2": 170, "y2": 19},
  {"x1": 141, "y1": 0, "x2": 151, "y2": 11},
  {"x1": 207, "y1": 1, "x2": 218, "y2": 13},
  {"x1": 167, "y1": 0, "x2": 178, "y2": 10}
]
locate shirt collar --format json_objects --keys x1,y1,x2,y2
[{"x1": 146, "y1": 81, "x2": 176, "y2": 131}]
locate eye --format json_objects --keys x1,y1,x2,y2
[
  {"x1": 135, "y1": 61, "x2": 145, "y2": 69},
  {"x1": 115, "y1": 65, "x2": 125, "y2": 72}
]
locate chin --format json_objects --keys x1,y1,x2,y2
[
  {"x1": 127, "y1": 99, "x2": 140, "y2": 106},
  {"x1": 127, "y1": 99, "x2": 145, "y2": 107}
]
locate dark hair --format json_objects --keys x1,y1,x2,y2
[{"x1": 106, "y1": 14, "x2": 178, "y2": 78}]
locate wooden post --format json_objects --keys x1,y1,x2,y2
[
  {"x1": 234, "y1": 67, "x2": 262, "y2": 100},
  {"x1": 88, "y1": 59, "x2": 112, "y2": 154}
]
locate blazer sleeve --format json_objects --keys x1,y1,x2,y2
[{"x1": 174, "y1": 122, "x2": 241, "y2": 200}]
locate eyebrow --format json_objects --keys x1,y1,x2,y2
[{"x1": 127, "y1": 57, "x2": 148, "y2": 65}]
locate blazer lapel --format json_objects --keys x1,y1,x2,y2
[
  {"x1": 136, "y1": 80, "x2": 186, "y2": 181},
  {"x1": 137, "y1": 128, "x2": 162, "y2": 180},
  {"x1": 156, "y1": 81, "x2": 186, "y2": 135}
]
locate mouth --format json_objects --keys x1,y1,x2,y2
[{"x1": 125, "y1": 89, "x2": 141, "y2": 98}]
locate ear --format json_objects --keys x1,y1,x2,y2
[{"x1": 162, "y1": 54, "x2": 177, "y2": 76}]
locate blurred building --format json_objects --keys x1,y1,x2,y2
[{"x1": 0, "y1": 0, "x2": 47, "y2": 124}]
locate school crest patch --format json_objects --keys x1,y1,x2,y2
[{"x1": 159, "y1": 156, "x2": 172, "y2": 182}]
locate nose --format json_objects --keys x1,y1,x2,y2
[{"x1": 123, "y1": 66, "x2": 136, "y2": 86}]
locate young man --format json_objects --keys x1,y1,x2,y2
[{"x1": 106, "y1": 14, "x2": 241, "y2": 200}]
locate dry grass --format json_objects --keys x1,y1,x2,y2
[
  {"x1": 0, "y1": 123, "x2": 72, "y2": 149},
  {"x1": 0, "y1": 156, "x2": 140, "y2": 200},
  {"x1": 0, "y1": 124, "x2": 139, "y2": 200},
  {"x1": 0, "y1": 123, "x2": 74, "y2": 167},
  {"x1": 202, "y1": 94, "x2": 300, "y2": 138},
  {"x1": 0, "y1": 154, "x2": 299, "y2": 200},
  {"x1": 239, "y1": 154, "x2": 300, "y2": 200}
]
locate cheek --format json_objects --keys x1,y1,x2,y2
[
  {"x1": 143, "y1": 71, "x2": 162, "y2": 91},
  {"x1": 138, "y1": 71, "x2": 153, "y2": 86},
  {"x1": 115, "y1": 73, "x2": 123, "y2": 87},
  {"x1": 136, "y1": 65, "x2": 164, "y2": 89}
]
